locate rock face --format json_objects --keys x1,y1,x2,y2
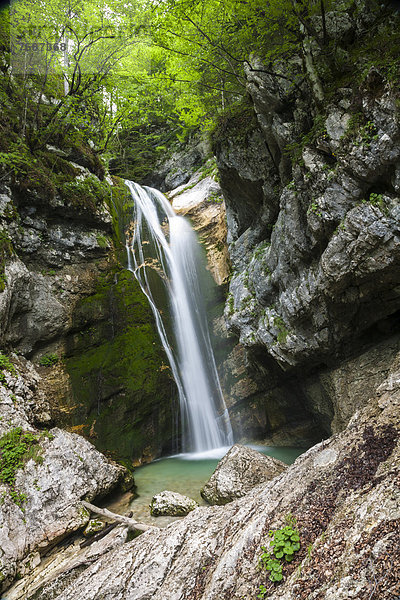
[
  {"x1": 11, "y1": 358, "x2": 399, "y2": 600},
  {"x1": 150, "y1": 491, "x2": 198, "y2": 517},
  {"x1": 170, "y1": 165, "x2": 230, "y2": 287},
  {"x1": 0, "y1": 361, "x2": 131, "y2": 592},
  {"x1": 201, "y1": 444, "x2": 287, "y2": 505},
  {"x1": 0, "y1": 143, "x2": 177, "y2": 464},
  {"x1": 213, "y1": 51, "x2": 400, "y2": 438}
]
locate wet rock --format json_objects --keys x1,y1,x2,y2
[
  {"x1": 201, "y1": 444, "x2": 287, "y2": 505},
  {"x1": 150, "y1": 491, "x2": 198, "y2": 517},
  {"x1": 171, "y1": 168, "x2": 230, "y2": 285}
]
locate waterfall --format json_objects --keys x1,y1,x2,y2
[{"x1": 125, "y1": 181, "x2": 233, "y2": 454}]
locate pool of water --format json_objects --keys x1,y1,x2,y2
[{"x1": 107, "y1": 445, "x2": 306, "y2": 527}]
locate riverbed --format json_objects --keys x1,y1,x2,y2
[{"x1": 107, "y1": 445, "x2": 306, "y2": 526}]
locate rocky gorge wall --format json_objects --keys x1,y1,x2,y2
[
  {"x1": 211, "y1": 16, "x2": 400, "y2": 441},
  {"x1": 0, "y1": 145, "x2": 177, "y2": 466}
]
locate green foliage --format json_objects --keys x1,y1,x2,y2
[
  {"x1": 96, "y1": 235, "x2": 110, "y2": 249},
  {"x1": 257, "y1": 584, "x2": 268, "y2": 599},
  {"x1": 258, "y1": 520, "x2": 301, "y2": 591},
  {"x1": 0, "y1": 230, "x2": 13, "y2": 292},
  {"x1": 0, "y1": 0, "x2": 394, "y2": 183},
  {"x1": 38, "y1": 353, "x2": 59, "y2": 367},
  {"x1": 307, "y1": 200, "x2": 322, "y2": 218},
  {"x1": 0, "y1": 427, "x2": 43, "y2": 507},
  {"x1": 60, "y1": 175, "x2": 110, "y2": 213},
  {"x1": 227, "y1": 293, "x2": 234, "y2": 316},
  {"x1": 0, "y1": 352, "x2": 17, "y2": 385},
  {"x1": 369, "y1": 192, "x2": 384, "y2": 205},
  {"x1": 362, "y1": 192, "x2": 388, "y2": 215},
  {"x1": 273, "y1": 316, "x2": 290, "y2": 344}
]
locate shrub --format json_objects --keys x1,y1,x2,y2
[
  {"x1": 38, "y1": 353, "x2": 59, "y2": 367},
  {"x1": 0, "y1": 428, "x2": 39, "y2": 506}
]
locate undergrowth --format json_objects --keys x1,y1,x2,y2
[{"x1": 0, "y1": 427, "x2": 53, "y2": 507}]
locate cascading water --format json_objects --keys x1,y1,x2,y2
[{"x1": 125, "y1": 181, "x2": 233, "y2": 454}]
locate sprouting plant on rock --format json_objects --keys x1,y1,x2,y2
[{"x1": 257, "y1": 517, "x2": 301, "y2": 597}]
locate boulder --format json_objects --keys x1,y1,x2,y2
[
  {"x1": 0, "y1": 384, "x2": 132, "y2": 594},
  {"x1": 201, "y1": 444, "x2": 287, "y2": 505},
  {"x1": 150, "y1": 490, "x2": 198, "y2": 517}
]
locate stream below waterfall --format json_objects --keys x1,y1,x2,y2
[{"x1": 107, "y1": 446, "x2": 307, "y2": 527}]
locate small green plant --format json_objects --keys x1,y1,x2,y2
[
  {"x1": 96, "y1": 234, "x2": 110, "y2": 248},
  {"x1": 0, "y1": 352, "x2": 17, "y2": 386},
  {"x1": 253, "y1": 241, "x2": 271, "y2": 261},
  {"x1": 0, "y1": 229, "x2": 13, "y2": 292},
  {"x1": 227, "y1": 293, "x2": 234, "y2": 316},
  {"x1": 257, "y1": 583, "x2": 268, "y2": 599},
  {"x1": 258, "y1": 521, "x2": 301, "y2": 591},
  {"x1": 41, "y1": 269, "x2": 57, "y2": 276},
  {"x1": 0, "y1": 427, "x2": 42, "y2": 507},
  {"x1": 273, "y1": 316, "x2": 290, "y2": 344},
  {"x1": 307, "y1": 200, "x2": 322, "y2": 218},
  {"x1": 38, "y1": 353, "x2": 59, "y2": 367},
  {"x1": 369, "y1": 192, "x2": 386, "y2": 212}
]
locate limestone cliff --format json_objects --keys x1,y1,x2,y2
[
  {"x1": 0, "y1": 145, "x2": 177, "y2": 465},
  {"x1": 213, "y1": 14, "x2": 400, "y2": 440}
]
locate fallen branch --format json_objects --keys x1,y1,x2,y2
[{"x1": 81, "y1": 501, "x2": 156, "y2": 533}]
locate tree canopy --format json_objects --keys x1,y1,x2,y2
[{"x1": 0, "y1": 0, "x2": 395, "y2": 172}]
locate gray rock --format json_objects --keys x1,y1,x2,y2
[
  {"x1": 216, "y1": 63, "x2": 400, "y2": 439},
  {"x1": 6, "y1": 525, "x2": 129, "y2": 600},
  {"x1": 150, "y1": 491, "x2": 198, "y2": 517},
  {"x1": 0, "y1": 361, "x2": 131, "y2": 587},
  {"x1": 201, "y1": 444, "x2": 287, "y2": 505}
]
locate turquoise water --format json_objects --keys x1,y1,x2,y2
[{"x1": 108, "y1": 446, "x2": 306, "y2": 526}]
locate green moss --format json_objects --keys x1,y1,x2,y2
[
  {"x1": 274, "y1": 316, "x2": 290, "y2": 344},
  {"x1": 59, "y1": 175, "x2": 110, "y2": 213},
  {"x1": 211, "y1": 99, "x2": 258, "y2": 152},
  {"x1": 106, "y1": 177, "x2": 134, "y2": 248},
  {"x1": 96, "y1": 234, "x2": 110, "y2": 248},
  {"x1": 64, "y1": 269, "x2": 176, "y2": 462}
]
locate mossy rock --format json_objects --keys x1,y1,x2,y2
[{"x1": 64, "y1": 268, "x2": 177, "y2": 463}]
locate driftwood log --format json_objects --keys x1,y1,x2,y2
[{"x1": 81, "y1": 500, "x2": 156, "y2": 533}]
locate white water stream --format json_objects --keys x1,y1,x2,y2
[{"x1": 125, "y1": 181, "x2": 233, "y2": 453}]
